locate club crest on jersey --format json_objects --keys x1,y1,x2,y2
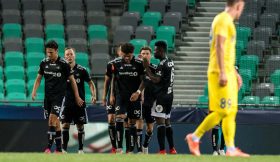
[
  {"x1": 107, "y1": 105, "x2": 112, "y2": 110},
  {"x1": 116, "y1": 106, "x2": 120, "y2": 111},
  {"x1": 56, "y1": 72, "x2": 61, "y2": 77},
  {"x1": 76, "y1": 78, "x2": 80, "y2": 83},
  {"x1": 155, "y1": 105, "x2": 163, "y2": 113}
]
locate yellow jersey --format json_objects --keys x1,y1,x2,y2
[{"x1": 208, "y1": 11, "x2": 236, "y2": 74}]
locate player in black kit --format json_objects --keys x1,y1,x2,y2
[
  {"x1": 142, "y1": 41, "x2": 177, "y2": 154},
  {"x1": 109, "y1": 43, "x2": 145, "y2": 153},
  {"x1": 31, "y1": 41, "x2": 84, "y2": 153},
  {"x1": 60, "y1": 47, "x2": 97, "y2": 154}
]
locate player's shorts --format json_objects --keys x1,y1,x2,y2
[
  {"x1": 43, "y1": 96, "x2": 64, "y2": 118},
  {"x1": 151, "y1": 93, "x2": 173, "y2": 119},
  {"x1": 60, "y1": 99, "x2": 88, "y2": 124},
  {"x1": 142, "y1": 104, "x2": 155, "y2": 123},
  {"x1": 115, "y1": 95, "x2": 142, "y2": 119},
  {"x1": 106, "y1": 104, "x2": 115, "y2": 114},
  {"x1": 208, "y1": 71, "x2": 238, "y2": 115}
]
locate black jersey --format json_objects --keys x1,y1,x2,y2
[
  {"x1": 38, "y1": 56, "x2": 72, "y2": 98},
  {"x1": 143, "y1": 63, "x2": 157, "y2": 106},
  {"x1": 65, "y1": 64, "x2": 91, "y2": 103},
  {"x1": 154, "y1": 57, "x2": 175, "y2": 96},
  {"x1": 110, "y1": 56, "x2": 144, "y2": 98}
]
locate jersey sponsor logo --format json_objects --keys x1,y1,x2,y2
[
  {"x1": 50, "y1": 63, "x2": 57, "y2": 66},
  {"x1": 44, "y1": 71, "x2": 62, "y2": 77},
  {"x1": 155, "y1": 105, "x2": 163, "y2": 113},
  {"x1": 119, "y1": 71, "x2": 138, "y2": 76}
]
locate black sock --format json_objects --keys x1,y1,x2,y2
[
  {"x1": 78, "y1": 128, "x2": 85, "y2": 150},
  {"x1": 143, "y1": 131, "x2": 153, "y2": 148},
  {"x1": 62, "y1": 128, "x2": 69, "y2": 151},
  {"x1": 55, "y1": 131, "x2": 62, "y2": 152},
  {"x1": 157, "y1": 125, "x2": 166, "y2": 151},
  {"x1": 212, "y1": 128, "x2": 219, "y2": 151},
  {"x1": 129, "y1": 125, "x2": 137, "y2": 152},
  {"x1": 125, "y1": 127, "x2": 130, "y2": 152},
  {"x1": 220, "y1": 131, "x2": 225, "y2": 150},
  {"x1": 47, "y1": 126, "x2": 56, "y2": 149},
  {"x1": 136, "y1": 129, "x2": 143, "y2": 152},
  {"x1": 166, "y1": 126, "x2": 174, "y2": 149},
  {"x1": 108, "y1": 123, "x2": 117, "y2": 149},
  {"x1": 115, "y1": 118, "x2": 124, "y2": 149}
]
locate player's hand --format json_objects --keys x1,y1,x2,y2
[
  {"x1": 219, "y1": 72, "x2": 228, "y2": 87},
  {"x1": 143, "y1": 57, "x2": 149, "y2": 69},
  {"x1": 110, "y1": 95, "x2": 115, "y2": 106},
  {"x1": 91, "y1": 96, "x2": 97, "y2": 104},
  {"x1": 130, "y1": 92, "x2": 140, "y2": 102},
  {"x1": 237, "y1": 73, "x2": 243, "y2": 90},
  {"x1": 76, "y1": 97, "x2": 84, "y2": 107},
  {"x1": 31, "y1": 91, "x2": 36, "y2": 101}
]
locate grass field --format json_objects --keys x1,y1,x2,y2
[{"x1": 0, "y1": 153, "x2": 280, "y2": 162}]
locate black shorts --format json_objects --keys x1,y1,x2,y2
[
  {"x1": 106, "y1": 104, "x2": 115, "y2": 114},
  {"x1": 60, "y1": 100, "x2": 88, "y2": 124},
  {"x1": 142, "y1": 104, "x2": 155, "y2": 123},
  {"x1": 151, "y1": 93, "x2": 173, "y2": 119},
  {"x1": 43, "y1": 96, "x2": 64, "y2": 118},
  {"x1": 115, "y1": 96, "x2": 142, "y2": 119}
]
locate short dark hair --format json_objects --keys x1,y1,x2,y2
[
  {"x1": 155, "y1": 41, "x2": 167, "y2": 52},
  {"x1": 121, "y1": 43, "x2": 134, "y2": 55},
  {"x1": 45, "y1": 40, "x2": 58, "y2": 50},
  {"x1": 227, "y1": 0, "x2": 244, "y2": 6},
  {"x1": 140, "y1": 46, "x2": 152, "y2": 53}
]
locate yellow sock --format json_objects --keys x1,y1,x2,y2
[
  {"x1": 194, "y1": 112, "x2": 223, "y2": 138},
  {"x1": 222, "y1": 111, "x2": 237, "y2": 147}
]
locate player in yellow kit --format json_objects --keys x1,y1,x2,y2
[{"x1": 185, "y1": 0, "x2": 249, "y2": 157}]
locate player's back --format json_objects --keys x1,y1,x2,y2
[{"x1": 208, "y1": 11, "x2": 236, "y2": 74}]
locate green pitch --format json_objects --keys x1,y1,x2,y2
[{"x1": 0, "y1": 153, "x2": 280, "y2": 162}]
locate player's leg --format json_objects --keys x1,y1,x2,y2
[
  {"x1": 52, "y1": 98, "x2": 64, "y2": 153},
  {"x1": 219, "y1": 126, "x2": 226, "y2": 155},
  {"x1": 76, "y1": 124, "x2": 85, "y2": 154},
  {"x1": 211, "y1": 125, "x2": 220, "y2": 155},
  {"x1": 155, "y1": 117, "x2": 166, "y2": 154},
  {"x1": 61, "y1": 123, "x2": 70, "y2": 153},
  {"x1": 60, "y1": 103, "x2": 72, "y2": 153},
  {"x1": 165, "y1": 118, "x2": 177, "y2": 154},
  {"x1": 115, "y1": 97, "x2": 127, "y2": 153},
  {"x1": 124, "y1": 118, "x2": 130, "y2": 153},
  {"x1": 136, "y1": 119, "x2": 144, "y2": 153},
  {"x1": 142, "y1": 105, "x2": 154, "y2": 154},
  {"x1": 106, "y1": 105, "x2": 117, "y2": 153},
  {"x1": 44, "y1": 98, "x2": 54, "y2": 153},
  {"x1": 54, "y1": 116, "x2": 62, "y2": 153},
  {"x1": 128, "y1": 118, "x2": 136, "y2": 153}
]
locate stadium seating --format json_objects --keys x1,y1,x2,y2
[
  {"x1": 129, "y1": 39, "x2": 148, "y2": 56},
  {"x1": 197, "y1": 95, "x2": 208, "y2": 109},
  {"x1": 142, "y1": 12, "x2": 162, "y2": 31},
  {"x1": 128, "y1": 0, "x2": 147, "y2": 16},
  {"x1": 4, "y1": 52, "x2": 24, "y2": 67}
]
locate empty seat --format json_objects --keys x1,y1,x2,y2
[
  {"x1": 28, "y1": 79, "x2": 44, "y2": 94},
  {"x1": 44, "y1": 10, "x2": 64, "y2": 25},
  {"x1": 87, "y1": 11, "x2": 106, "y2": 25},
  {"x1": 113, "y1": 25, "x2": 134, "y2": 46},
  {"x1": 0, "y1": 80, "x2": 4, "y2": 93},
  {"x1": 243, "y1": 0, "x2": 262, "y2": 16},
  {"x1": 135, "y1": 26, "x2": 154, "y2": 43},
  {"x1": 156, "y1": 26, "x2": 176, "y2": 51},
  {"x1": 265, "y1": 55, "x2": 280, "y2": 77},
  {"x1": 24, "y1": 24, "x2": 44, "y2": 38},
  {"x1": 22, "y1": 0, "x2": 42, "y2": 11},
  {"x1": 76, "y1": 53, "x2": 90, "y2": 68},
  {"x1": 25, "y1": 38, "x2": 44, "y2": 53},
  {"x1": 148, "y1": 0, "x2": 167, "y2": 16},
  {"x1": 142, "y1": 12, "x2": 162, "y2": 31},
  {"x1": 259, "y1": 13, "x2": 279, "y2": 33},
  {"x1": 197, "y1": 95, "x2": 208, "y2": 109},
  {"x1": 239, "y1": 55, "x2": 259, "y2": 79},
  {"x1": 128, "y1": 0, "x2": 147, "y2": 16},
  {"x1": 43, "y1": 0, "x2": 63, "y2": 11},
  {"x1": 88, "y1": 25, "x2": 108, "y2": 41},
  {"x1": 163, "y1": 12, "x2": 182, "y2": 33},
  {"x1": 64, "y1": 0, "x2": 84, "y2": 11},
  {"x1": 26, "y1": 52, "x2": 44, "y2": 67},
  {"x1": 1, "y1": 0, "x2": 20, "y2": 10},
  {"x1": 238, "y1": 12, "x2": 257, "y2": 30},
  {"x1": 2, "y1": 9, "x2": 21, "y2": 24},
  {"x1": 89, "y1": 39, "x2": 109, "y2": 54},
  {"x1": 66, "y1": 25, "x2": 87, "y2": 40},
  {"x1": 270, "y1": 70, "x2": 280, "y2": 87},
  {"x1": 5, "y1": 79, "x2": 26, "y2": 94},
  {"x1": 68, "y1": 38, "x2": 88, "y2": 53},
  {"x1": 255, "y1": 83, "x2": 273, "y2": 99},
  {"x1": 241, "y1": 96, "x2": 260, "y2": 108},
  {"x1": 4, "y1": 66, "x2": 25, "y2": 80},
  {"x1": 23, "y1": 10, "x2": 42, "y2": 25},
  {"x1": 4, "y1": 51, "x2": 24, "y2": 67},
  {"x1": 170, "y1": 0, "x2": 188, "y2": 18},
  {"x1": 120, "y1": 11, "x2": 140, "y2": 31},
  {"x1": 45, "y1": 24, "x2": 65, "y2": 40},
  {"x1": 261, "y1": 96, "x2": 279, "y2": 105},
  {"x1": 253, "y1": 27, "x2": 272, "y2": 48},
  {"x1": 2, "y1": 24, "x2": 22, "y2": 40},
  {"x1": 246, "y1": 40, "x2": 265, "y2": 59},
  {"x1": 65, "y1": 10, "x2": 86, "y2": 26},
  {"x1": 266, "y1": 0, "x2": 280, "y2": 15},
  {"x1": 27, "y1": 66, "x2": 39, "y2": 81},
  {"x1": 91, "y1": 54, "x2": 110, "y2": 76},
  {"x1": 239, "y1": 69, "x2": 253, "y2": 93},
  {"x1": 0, "y1": 67, "x2": 3, "y2": 80},
  {"x1": 236, "y1": 26, "x2": 251, "y2": 47},
  {"x1": 85, "y1": 0, "x2": 104, "y2": 11},
  {"x1": 129, "y1": 39, "x2": 148, "y2": 56},
  {"x1": 6, "y1": 92, "x2": 27, "y2": 106},
  {"x1": 3, "y1": 38, "x2": 23, "y2": 52}
]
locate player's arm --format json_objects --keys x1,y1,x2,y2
[
  {"x1": 69, "y1": 75, "x2": 84, "y2": 107},
  {"x1": 88, "y1": 80, "x2": 97, "y2": 104},
  {"x1": 102, "y1": 75, "x2": 111, "y2": 106},
  {"x1": 235, "y1": 67, "x2": 242, "y2": 90},
  {"x1": 31, "y1": 74, "x2": 42, "y2": 100},
  {"x1": 216, "y1": 35, "x2": 227, "y2": 87},
  {"x1": 130, "y1": 75, "x2": 145, "y2": 102},
  {"x1": 143, "y1": 58, "x2": 161, "y2": 83},
  {"x1": 109, "y1": 73, "x2": 115, "y2": 105}
]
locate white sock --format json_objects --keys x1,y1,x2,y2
[
  {"x1": 227, "y1": 146, "x2": 236, "y2": 152},
  {"x1": 192, "y1": 134, "x2": 200, "y2": 142}
]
